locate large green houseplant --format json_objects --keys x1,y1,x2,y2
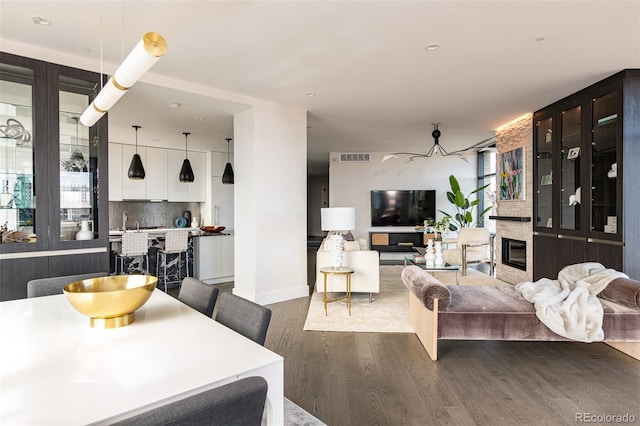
[{"x1": 439, "y1": 175, "x2": 491, "y2": 231}]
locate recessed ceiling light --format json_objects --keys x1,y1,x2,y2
[
  {"x1": 305, "y1": 92, "x2": 317, "y2": 97},
  {"x1": 31, "y1": 15, "x2": 52, "y2": 25},
  {"x1": 535, "y1": 37, "x2": 546, "y2": 42},
  {"x1": 424, "y1": 43, "x2": 440, "y2": 51},
  {"x1": 195, "y1": 117, "x2": 206, "y2": 121},
  {"x1": 167, "y1": 102, "x2": 181, "y2": 109}
]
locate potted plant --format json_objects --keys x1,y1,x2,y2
[{"x1": 439, "y1": 174, "x2": 491, "y2": 231}]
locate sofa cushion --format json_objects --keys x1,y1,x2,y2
[
  {"x1": 599, "y1": 277, "x2": 640, "y2": 310},
  {"x1": 401, "y1": 266, "x2": 450, "y2": 311},
  {"x1": 343, "y1": 241, "x2": 360, "y2": 251}
]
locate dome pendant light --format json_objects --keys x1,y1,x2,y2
[
  {"x1": 222, "y1": 137, "x2": 234, "y2": 185},
  {"x1": 179, "y1": 132, "x2": 195, "y2": 183},
  {"x1": 128, "y1": 125, "x2": 146, "y2": 179}
]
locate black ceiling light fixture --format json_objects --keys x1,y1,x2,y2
[
  {"x1": 179, "y1": 131, "x2": 195, "y2": 183},
  {"x1": 222, "y1": 137, "x2": 234, "y2": 185},
  {"x1": 128, "y1": 125, "x2": 146, "y2": 180},
  {"x1": 382, "y1": 123, "x2": 472, "y2": 164}
]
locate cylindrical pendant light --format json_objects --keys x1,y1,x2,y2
[
  {"x1": 179, "y1": 132, "x2": 195, "y2": 183},
  {"x1": 128, "y1": 125, "x2": 146, "y2": 179},
  {"x1": 222, "y1": 137, "x2": 234, "y2": 185}
]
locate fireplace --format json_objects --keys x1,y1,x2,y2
[{"x1": 502, "y1": 238, "x2": 526, "y2": 271}]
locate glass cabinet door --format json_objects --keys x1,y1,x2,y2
[
  {"x1": 58, "y1": 75, "x2": 100, "y2": 242},
  {"x1": 535, "y1": 115, "x2": 553, "y2": 229},
  {"x1": 0, "y1": 63, "x2": 37, "y2": 245},
  {"x1": 590, "y1": 90, "x2": 619, "y2": 235},
  {"x1": 559, "y1": 105, "x2": 582, "y2": 231}
]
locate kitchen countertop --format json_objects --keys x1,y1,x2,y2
[{"x1": 108, "y1": 228, "x2": 233, "y2": 242}]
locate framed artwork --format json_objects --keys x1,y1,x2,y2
[{"x1": 500, "y1": 147, "x2": 524, "y2": 200}]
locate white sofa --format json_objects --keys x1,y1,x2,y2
[{"x1": 315, "y1": 237, "x2": 380, "y2": 297}]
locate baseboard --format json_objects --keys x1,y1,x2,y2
[{"x1": 234, "y1": 285, "x2": 309, "y2": 306}]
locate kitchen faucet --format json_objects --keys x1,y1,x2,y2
[{"x1": 122, "y1": 211, "x2": 128, "y2": 231}]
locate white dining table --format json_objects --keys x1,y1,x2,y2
[{"x1": 0, "y1": 289, "x2": 284, "y2": 425}]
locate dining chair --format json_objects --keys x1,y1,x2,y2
[
  {"x1": 112, "y1": 376, "x2": 268, "y2": 426},
  {"x1": 26, "y1": 272, "x2": 109, "y2": 298},
  {"x1": 116, "y1": 231, "x2": 150, "y2": 275},
  {"x1": 178, "y1": 277, "x2": 219, "y2": 317},
  {"x1": 215, "y1": 293, "x2": 272, "y2": 346},
  {"x1": 156, "y1": 230, "x2": 190, "y2": 292}
]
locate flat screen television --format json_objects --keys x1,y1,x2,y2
[{"x1": 371, "y1": 190, "x2": 436, "y2": 227}]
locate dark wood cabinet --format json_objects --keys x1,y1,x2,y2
[
  {"x1": 533, "y1": 69, "x2": 640, "y2": 280},
  {"x1": 0, "y1": 52, "x2": 109, "y2": 300}
]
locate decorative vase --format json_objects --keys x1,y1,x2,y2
[
  {"x1": 434, "y1": 241, "x2": 444, "y2": 266},
  {"x1": 0, "y1": 179, "x2": 13, "y2": 208},
  {"x1": 75, "y1": 220, "x2": 94, "y2": 240},
  {"x1": 425, "y1": 239, "x2": 435, "y2": 266}
]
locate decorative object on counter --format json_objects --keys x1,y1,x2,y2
[
  {"x1": 13, "y1": 175, "x2": 32, "y2": 208},
  {"x1": 321, "y1": 207, "x2": 356, "y2": 268},
  {"x1": 75, "y1": 220, "x2": 94, "y2": 240},
  {"x1": 182, "y1": 210, "x2": 192, "y2": 226},
  {"x1": 200, "y1": 226, "x2": 225, "y2": 233},
  {"x1": 175, "y1": 216, "x2": 187, "y2": 228},
  {"x1": 0, "y1": 118, "x2": 31, "y2": 142},
  {"x1": 222, "y1": 137, "x2": 234, "y2": 184},
  {"x1": 128, "y1": 125, "x2": 146, "y2": 179},
  {"x1": 191, "y1": 216, "x2": 199, "y2": 228},
  {"x1": 80, "y1": 32, "x2": 168, "y2": 127},
  {"x1": 0, "y1": 179, "x2": 13, "y2": 208},
  {"x1": 179, "y1": 131, "x2": 195, "y2": 182},
  {"x1": 62, "y1": 275, "x2": 157, "y2": 328}
]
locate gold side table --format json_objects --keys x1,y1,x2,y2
[{"x1": 320, "y1": 266, "x2": 354, "y2": 316}]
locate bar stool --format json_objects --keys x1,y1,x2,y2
[
  {"x1": 116, "y1": 231, "x2": 150, "y2": 275},
  {"x1": 156, "y1": 230, "x2": 189, "y2": 293}
]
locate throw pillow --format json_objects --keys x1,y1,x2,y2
[
  {"x1": 343, "y1": 231, "x2": 355, "y2": 241},
  {"x1": 343, "y1": 241, "x2": 360, "y2": 251}
]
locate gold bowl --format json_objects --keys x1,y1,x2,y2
[{"x1": 63, "y1": 275, "x2": 157, "y2": 329}]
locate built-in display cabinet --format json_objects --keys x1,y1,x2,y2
[
  {"x1": 0, "y1": 52, "x2": 109, "y2": 300},
  {"x1": 533, "y1": 69, "x2": 640, "y2": 280}
]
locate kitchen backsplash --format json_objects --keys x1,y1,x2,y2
[{"x1": 109, "y1": 201, "x2": 201, "y2": 230}]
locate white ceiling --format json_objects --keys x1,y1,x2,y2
[{"x1": 1, "y1": 1, "x2": 639, "y2": 176}]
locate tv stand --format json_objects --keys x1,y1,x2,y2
[{"x1": 369, "y1": 231, "x2": 428, "y2": 253}]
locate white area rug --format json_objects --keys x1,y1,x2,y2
[{"x1": 303, "y1": 265, "x2": 505, "y2": 333}]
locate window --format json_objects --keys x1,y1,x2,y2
[{"x1": 477, "y1": 149, "x2": 496, "y2": 232}]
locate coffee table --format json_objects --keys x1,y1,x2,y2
[{"x1": 404, "y1": 256, "x2": 460, "y2": 285}]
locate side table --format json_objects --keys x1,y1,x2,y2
[{"x1": 319, "y1": 266, "x2": 354, "y2": 316}]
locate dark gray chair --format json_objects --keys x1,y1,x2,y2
[
  {"x1": 215, "y1": 293, "x2": 272, "y2": 346},
  {"x1": 178, "y1": 277, "x2": 219, "y2": 317},
  {"x1": 113, "y1": 376, "x2": 268, "y2": 426},
  {"x1": 26, "y1": 272, "x2": 109, "y2": 298}
]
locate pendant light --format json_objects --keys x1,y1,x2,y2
[
  {"x1": 70, "y1": 116, "x2": 86, "y2": 163},
  {"x1": 179, "y1": 132, "x2": 195, "y2": 183},
  {"x1": 128, "y1": 125, "x2": 145, "y2": 179},
  {"x1": 222, "y1": 137, "x2": 234, "y2": 184}
]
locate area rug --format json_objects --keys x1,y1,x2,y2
[
  {"x1": 262, "y1": 397, "x2": 326, "y2": 426},
  {"x1": 303, "y1": 265, "x2": 505, "y2": 333}
]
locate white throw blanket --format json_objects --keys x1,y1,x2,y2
[{"x1": 515, "y1": 262, "x2": 628, "y2": 342}]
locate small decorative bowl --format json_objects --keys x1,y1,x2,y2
[
  {"x1": 200, "y1": 226, "x2": 225, "y2": 233},
  {"x1": 63, "y1": 275, "x2": 157, "y2": 329}
]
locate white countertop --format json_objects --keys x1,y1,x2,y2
[
  {"x1": 0, "y1": 290, "x2": 283, "y2": 425},
  {"x1": 108, "y1": 227, "x2": 202, "y2": 236}
]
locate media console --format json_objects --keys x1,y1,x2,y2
[{"x1": 369, "y1": 231, "x2": 428, "y2": 252}]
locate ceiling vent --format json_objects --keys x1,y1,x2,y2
[{"x1": 338, "y1": 152, "x2": 371, "y2": 163}]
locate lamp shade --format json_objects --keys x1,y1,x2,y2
[
  {"x1": 321, "y1": 207, "x2": 356, "y2": 231},
  {"x1": 222, "y1": 162, "x2": 234, "y2": 184},
  {"x1": 128, "y1": 153, "x2": 146, "y2": 179},
  {"x1": 179, "y1": 159, "x2": 195, "y2": 183}
]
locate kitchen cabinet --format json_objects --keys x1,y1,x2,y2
[
  {"x1": 194, "y1": 234, "x2": 234, "y2": 284},
  {"x1": 108, "y1": 143, "x2": 123, "y2": 201},
  {"x1": 118, "y1": 144, "x2": 168, "y2": 200},
  {"x1": 167, "y1": 149, "x2": 206, "y2": 202},
  {"x1": 209, "y1": 150, "x2": 234, "y2": 228},
  {"x1": 0, "y1": 52, "x2": 109, "y2": 301},
  {"x1": 533, "y1": 69, "x2": 640, "y2": 280}
]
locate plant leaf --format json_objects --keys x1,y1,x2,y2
[
  {"x1": 470, "y1": 183, "x2": 490, "y2": 195},
  {"x1": 449, "y1": 175, "x2": 460, "y2": 193},
  {"x1": 454, "y1": 191, "x2": 465, "y2": 207}
]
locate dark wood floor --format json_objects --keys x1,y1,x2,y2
[
  {"x1": 171, "y1": 271, "x2": 640, "y2": 426},
  {"x1": 263, "y1": 286, "x2": 640, "y2": 425}
]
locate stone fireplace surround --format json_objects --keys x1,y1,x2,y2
[{"x1": 494, "y1": 114, "x2": 534, "y2": 285}]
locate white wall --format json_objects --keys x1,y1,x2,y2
[
  {"x1": 234, "y1": 102, "x2": 309, "y2": 305},
  {"x1": 328, "y1": 152, "x2": 478, "y2": 243}
]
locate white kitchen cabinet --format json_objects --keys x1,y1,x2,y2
[
  {"x1": 121, "y1": 144, "x2": 146, "y2": 199},
  {"x1": 145, "y1": 147, "x2": 168, "y2": 200},
  {"x1": 194, "y1": 234, "x2": 234, "y2": 284},
  {"x1": 108, "y1": 143, "x2": 123, "y2": 201},
  {"x1": 167, "y1": 149, "x2": 206, "y2": 202},
  {"x1": 211, "y1": 178, "x2": 234, "y2": 227}
]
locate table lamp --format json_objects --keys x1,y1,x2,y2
[{"x1": 321, "y1": 207, "x2": 356, "y2": 267}]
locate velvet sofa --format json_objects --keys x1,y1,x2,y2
[
  {"x1": 316, "y1": 237, "x2": 380, "y2": 298},
  {"x1": 401, "y1": 266, "x2": 640, "y2": 361}
]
